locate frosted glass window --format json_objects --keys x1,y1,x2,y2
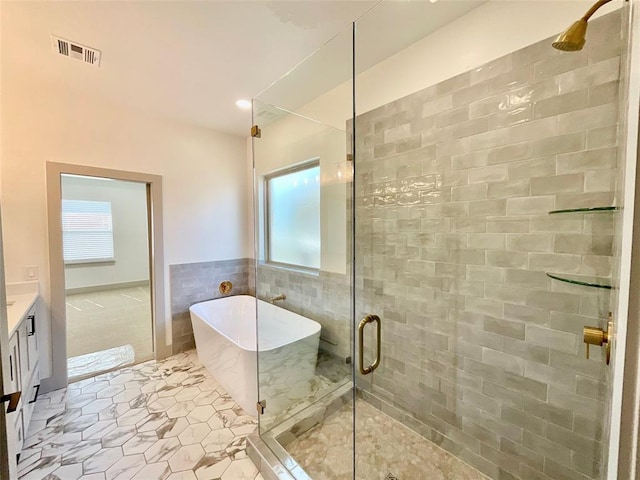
[
  {"x1": 62, "y1": 199, "x2": 114, "y2": 263},
  {"x1": 267, "y1": 163, "x2": 320, "y2": 269}
]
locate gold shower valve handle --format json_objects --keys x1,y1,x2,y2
[{"x1": 583, "y1": 323, "x2": 611, "y2": 365}]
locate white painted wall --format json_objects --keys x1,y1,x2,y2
[
  {"x1": 0, "y1": 65, "x2": 251, "y2": 374},
  {"x1": 61, "y1": 175, "x2": 149, "y2": 291},
  {"x1": 298, "y1": 0, "x2": 623, "y2": 128}
]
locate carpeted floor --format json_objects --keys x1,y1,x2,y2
[{"x1": 66, "y1": 286, "x2": 154, "y2": 378}]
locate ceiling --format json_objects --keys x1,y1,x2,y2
[{"x1": 2, "y1": 1, "x2": 485, "y2": 136}]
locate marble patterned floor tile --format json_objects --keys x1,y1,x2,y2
[
  {"x1": 167, "y1": 471, "x2": 198, "y2": 480},
  {"x1": 148, "y1": 397, "x2": 177, "y2": 413},
  {"x1": 193, "y1": 390, "x2": 219, "y2": 406},
  {"x1": 116, "y1": 408, "x2": 150, "y2": 427},
  {"x1": 187, "y1": 405, "x2": 215, "y2": 424},
  {"x1": 166, "y1": 401, "x2": 195, "y2": 419},
  {"x1": 65, "y1": 394, "x2": 98, "y2": 410},
  {"x1": 41, "y1": 432, "x2": 83, "y2": 456},
  {"x1": 105, "y1": 454, "x2": 146, "y2": 480},
  {"x1": 178, "y1": 423, "x2": 211, "y2": 446},
  {"x1": 221, "y1": 458, "x2": 259, "y2": 480},
  {"x1": 19, "y1": 350, "x2": 259, "y2": 480},
  {"x1": 82, "y1": 420, "x2": 118, "y2": 441},
  {"x1": 81, "y1": 398, "x2": 113, "y2": 416},
  {"x1": 26, "y1": 418, "x2": 48, "y2": 437},
  {"x1": 80, "y1": 381, "x2": 112, "y2": 395},
  {"x1": 168, "y1": 444, "x2": 205, "y2": 472},
  {"x1": 101, "y1": 426, "x2": 138, "y2": 448},
  {"x1": 121, "y1": 431, "x2": 158, "y2": 455},
  {"x1": 98, "y1": 403, "x2": 130, "y2": 421},
  {"x1": 137, "y1": 412, "x2": 171, "y2": 432},
  {"x1": 174, "y1": 387, "x2": 201, "y2": 403},
  {"x1": 19, "y1": 456, "x2": 60, "y2": 480},
  {"x1": 144, "y1": 437, "x2": 181, "y2": 463},
  {"x1": 45, "y1": 408, "x2": 82, "y2": 428},
  {"x1": 96, "y1": 385, "x2": 125, "y2": 399},
  {"x1": 78, "y1": 474, "x2": 106, "y2": 480},
  {"x1": 158, "y1": 417, "x2": 191, "y2": 439},
  {"x1": 61, "y1": 439, "x2": 102, "y2": 465},
  {"x1": 47, "y1": 463, "x2": 84, "y2": 480},
  {"x1": 130, "y1": 462, "x2": 171, "y2": 480},
  {"x1": 64, "y1": 413, "x2": 100, "y2": 433},
  {"x1": 193, "y1": 455, "x2": 231, "y2": 480},
  {"x1": 83, "y1": 447, "x2": 124, "y2": 474},
  {"x1": 112, "y1": 389, "x2": 142, "y2": 404}
]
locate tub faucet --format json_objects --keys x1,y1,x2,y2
[{"x1": 270, "y1": 294, "x2": 286, "y2": 304}]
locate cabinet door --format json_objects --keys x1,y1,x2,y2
[{"x1": 8, "y1": 334, "x2": 20, "y2": 393}]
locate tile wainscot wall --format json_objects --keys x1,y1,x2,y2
[{"x1": 170, "y1": 258, "x2": 254, "y2": 353}]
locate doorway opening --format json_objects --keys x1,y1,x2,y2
[
  {"x1": 45, "y1": 162, "x2": 169, "y2": 393},
  {"x1": 61, "y1": 174, "x2": 153, "y2": 380}
]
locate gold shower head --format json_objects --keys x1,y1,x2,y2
[
  {"x1": 552, "y1": 19, "x2": 588, "y2": 51},
  {"x1": 552, "y1": 0, "x2": 612, "y2": 52}
]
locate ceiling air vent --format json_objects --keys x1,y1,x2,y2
[{"x1": 51, "y1": 35, "x2": 101, "y2": 67}]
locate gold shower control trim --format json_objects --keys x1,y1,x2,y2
[
  {"x1": 583, "y1": 313, "x2": 613, "y2": 365},
  {"x1": 219, "y1": 281, "x2": 232, "y2": 295},
  {"x1": 358, "y1": 314, "x2": 381, "y2": 375}
]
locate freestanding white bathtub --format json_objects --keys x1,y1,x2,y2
[{"x1": 189, "y1": 295, "x2": 321, "y2": 417}]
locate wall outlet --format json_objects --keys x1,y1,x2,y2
[{"x1": 24, "y1": 265, "x2": 38, "y2": 280}]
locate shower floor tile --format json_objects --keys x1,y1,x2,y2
[
  {"x1": 19, "y1": 350, "x2": 263, "y2": 480},
  {"x1": 285, "y1": 401, "x2": 489, "y2": 480}
]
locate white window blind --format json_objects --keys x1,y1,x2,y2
[{"x1": 62, "y1": 199, "x2": 114, "y2": 263}]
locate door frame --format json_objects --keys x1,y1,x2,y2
[{"x1": 43, "y1": 162, "x2": 170, "y2": 392}]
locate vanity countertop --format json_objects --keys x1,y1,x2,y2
[{"x1": 7, "y1": 292, "x2": 38, "y2": 337}]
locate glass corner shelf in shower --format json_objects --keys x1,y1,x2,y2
[
  {"x1": 546, "y1": 272, "x2": 613, "y2": 290},
  {"x1": 548, "y1": 206, "x2": 620, "y2": 215}
]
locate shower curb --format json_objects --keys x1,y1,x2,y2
[{"x1": 247, "y1": 432, "x2": 297, "y2": 480}]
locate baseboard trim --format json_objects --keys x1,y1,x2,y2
[{"x1": 65, "y1": 280, "x2": 150, "y2": 295}]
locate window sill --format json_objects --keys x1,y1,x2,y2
[{"x1": 65, "y1": 259, "x2": 115, "y2": 267}]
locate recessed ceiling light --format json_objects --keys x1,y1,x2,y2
[
  {"x1": 235, "y1": 99, "x2": 252, "y2": 110},
  {"x1": 429, "y1": 0, "x2": 439, "y2": 3}
]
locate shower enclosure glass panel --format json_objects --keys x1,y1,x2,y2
[
  {"x1": 353, "y1": 1, "x2": 629, "y2": 479},
  {"x1": 252, "y1": 1, "x2": 633, "y2": 479},
  {"x1": 252, "y1": 24, "x2": 355, "y2": 477}
]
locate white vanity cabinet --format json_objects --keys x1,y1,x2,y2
[{"x1": 7, "y1": 302, "x2": 40, "y2": 458}]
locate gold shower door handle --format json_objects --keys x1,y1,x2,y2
[{"x1": 358, "y1": 314, "x2": 381, "y2": 375}]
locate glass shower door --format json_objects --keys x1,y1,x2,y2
[
  {"x1": 251, "y1": 23, "x2": 356, "y2": 478},
  {"x1": 352, "y1": 1, "x2": 629, "y2": 479}
]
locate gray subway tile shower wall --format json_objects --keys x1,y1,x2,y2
[
  {"x1": 256, "y1": 264, "x2": 351, "y2": 361},
  {"x1": 351, "y1": 12, "x2": 621, "y2": 480},
  {"x1": 170, "y1": 258, "x2": 254, "y2": 353}
]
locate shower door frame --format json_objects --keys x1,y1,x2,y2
[{"x1": 612, "y1": 1, "x2": 640, "y2": 477}]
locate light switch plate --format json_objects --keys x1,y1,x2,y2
[{"x1": 24, "y1": 266, "x2": 38, "y2": 280}]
